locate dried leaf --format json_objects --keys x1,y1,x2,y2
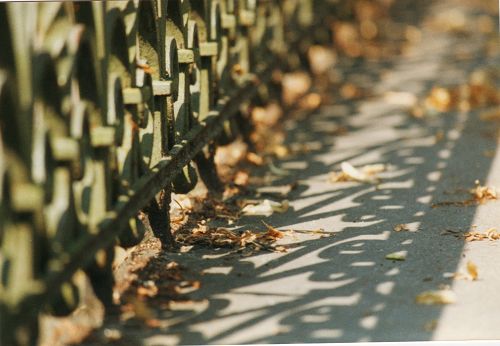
[
  {"x1": 246, "y1": 152, "x2": 265, "y2": 166},
  {"x1": 333, "y1": 22, "x2": 362, "y2": 57},
  {"x1": 411, "y1": 104, "x2": 425, "y2": 119},
  {"x1": 166, "y1": 261, "x2": 180, "y2": 270},
  {"x1": 137, "y1": 62, "x2": 155, "y2": 74},
  {"x1": 463, "y1": 228, "x2": 500, "y2": 242},
  {"x1": 362, "y1": 164, "x2": 386, "y2": 175},
  {"x1": 432, "y1": 9, "x2": 467, "y2": 33},
  {"x1": 480, "y1": 107, "x2": 500, "y2": 121},
  {"x1": 232, "y1": 63, "x2": 244, "y2": 76},
  {"x1": 137, "y1": 282, "x2": 158, "y2": 298},
  {"x1": 330, "y1": 161, "x2": 385, "y2": 184},
  {"x1": 262, "y1": 222, "x2": 285, "y2": 240},
  {"x1": 415, "y1": 66, "x2": 500, "y2": 118},
  {"x1": 299, "y1": 93, "x2": 322, "y2": 110},
  {"x1": 214, "y1": 139, "x2": 248, "y2": 166},
  {"x1": 446, "y1": 261, "x2": 480, "y2": 281},
  {"x1": 233, "y1": 170, "x2": 250, "y2": 186},
  {"x1": 241, "y1": 199, "x2": 289, "y2": 216},
  {"x1": 179, "y1": 245, "x2": 193, "y2": 253},
  {"x1": 273, "y1": 144, "x2": 290, "y2": 158},
  {"x1": 468, "y1": 69, "x2": 499, "y2": 107},
  {"x1": 145, "y1": 319, "x2": 162, "y2": 328},
  {"x1": 416, "y1": 289, "x2": 457, "y2": 305},
  {"x1": 385, "y1": 251, "x2": 407, "y2": 261},
  {"x1": 432, "y1": 181, "x2": 497, "y2": 208},
  {"x1": 393, "y1": 224, "x2": 410, "y2": 232},
  {"x1": 483, "y1": 150, "x2": 496, "y2": 158},
  {"x1": 176, "y1": 222, "x2": 291, "y2": 253},
  {"x1": 308, "y1": 45, "x2": 337, "y2": 75},
  {"x1": 467, "y1": 261, "x2": 478, "y2": 280},
  {"x1": 342, "y1": 163, "x2": 377, "y2": 180},
  {"x1": 340, "y1": 83, "x2": 363, "y2": 99},
  {"x1": 274, "y1": 245, "x2": 288, "y2": 253},
  {"x1": 470, "y1": 180, "x2": 497, "y2": 203},
  {"x1": 171, "y1": 195, "x2": 203, "y2": 213},
  {"x1": 425, "y1": 86, "x2": 454, "y2": 112},
  {"x1": 282, "y1": 72, "x2": 311, "y2": 105},
  {"x1": 251, "y1": 102, "x2": 283, "y2": 127}
]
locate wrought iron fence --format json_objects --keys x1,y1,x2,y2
[{"x1": 0, "y1": 0, "x2": 327, "y2": 344}]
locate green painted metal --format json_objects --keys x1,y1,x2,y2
[{"x1": 0, "y1": 0, "x2": 319, "y2": 344}]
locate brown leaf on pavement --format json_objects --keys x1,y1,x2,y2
[
  {"x1": 470, "y1": 180, "x2": 497, "y2": 204},
  {"x1": 480, "y1": 107, "x2": 500, "y2": 121},
  {"x1": 330, "y1": 162, "x2": 386, "y2": 184},
  {"x1": 393, "y1": 224, "x2": 410, "y2": 232},
  {"x1": 308, "y1": 45, "x2": 337, "y2": 75},
  {"x1": 137, "y1": 281, "x2": 158, "y2": 298},
  {"x1": 463, "y1": 228, "x2": 500, "y2": 242},
  {"x1": 340, "y1": 83, "x2": 364, "y2": 100},
  {"x1": 233, "y1": 170, "x2": 250, "y2": 186},
  {"x1": 246, "y1": 152, "x2": 265, "y2": 166},
  {"x1": 416, "y1": 289, "x2": 457, "y2": 305},
  {"x1": 441, "y1": 227, "x2": 500, "y2": 242},
  {"x1": 176, "y1": 222, "x2": 290, "y2": 254},
  {"x1": 241, "y1": 199, "x2": 289, "y2": 216},
  {"x1": 425, "y1": 86, "x2": 455, "y2": 112},
  {"x1": 432, "y1": 181, "x2": 497, "y2": 208},
  {"x1": 467, "y1": 261, "x2": 478, "y2": 280},
  {"x1": 251, "y1": 102, "x2": 283, "y2": 127},
  {"x1": 282, "y1": 72, "x2": 311, "y2": 106}
]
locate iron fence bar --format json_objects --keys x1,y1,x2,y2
[
  {"x1": 5, "y1": 62, "x2": 274, "y2": 341},
  {"x1": 0, "y1": 0, "x2": 322, "y2": 343}
]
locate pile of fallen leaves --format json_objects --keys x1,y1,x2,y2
[
  {"x1": 124, "y1": 260, "x2": 200, "y2": 301},
  {"x1": 329, "y1": 0, "x2": 412, "y2": 59},
  {"x1": 171, "y1": 195, "x2": 243, "y2": 225},
  {"x1": 432, "y1": 180, "x2": 497, "y2": 208},
  {"x1": 412, "y1": 69, "x2": 500, "y2": 117},
  {"x1": 416, "y1": 262, "x2": 480, "y2": 307},
  {"x1": 175, "y1": 223, "x2": 288, "y2": 253},
  {"x1": 470, "y1": 180, "x2": 497, "y2": 203},
  {"x1": 442, "y1": 227, "x2": 500, "y2": 242},
  {"x1": 463, "y1": 227, "x2": 500, "y2": 242},
  {"x1": 453, "y1": 261, "x2": 479, "y2": 281},
  {"x1": 118, "y1": 258, "x2": 204, "y2": 328},
  {"x1": 429, "y1": 4, "x2": 496, "y2": 36}
]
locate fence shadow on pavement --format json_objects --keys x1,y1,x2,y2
[{"x1": 81, "y1": 1, "x2": 500, "y2": 344}]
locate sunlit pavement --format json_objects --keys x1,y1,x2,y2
[{"x1": 80, "y1": 0, "x2": 500, "y2": 344}]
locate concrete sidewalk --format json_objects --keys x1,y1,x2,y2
[{"x1": 84, "y1": 0, "x2": 500, "y2": 344}]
